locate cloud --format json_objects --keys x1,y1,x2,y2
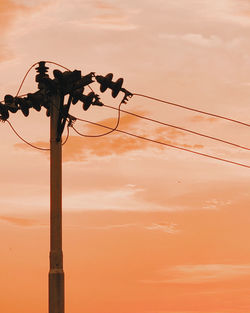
[
  {"x1": 84, "y1": 21, "x2": 138, "y2": 31},
  {"x1": 62, "y1": 186, "x2": 170, "y2": 211},
  {"x1": 214, "y1": 0, "x2": 250, "y2": 27},
  {"x1": 171, "y1": 0, "x2": 250, "y2": 27},
  {"x1": 92, "y1": 0, "x2": 119, "y2": 11},
  {"x1": 160, "y1": 33, "x2": 222, "y2": 48},
  {"x1": 189, "y1": 115, "x2": 217, "y2": 123},
  {"x1": 0, "y1": 0, "x2": 28, "y2": 61},
  {"x1": 0, "y1": 1, "x2": 26, "y2": 31},
  {"x1": 12, "y1": 0, "x2": 52, "y2": 7},
  {"x1": 82, "y1": 221, "x2": 179, "y2": 233},
  {"x1": 141, "y1": 179, "x2": 243, "y2": 212},
  {"x1": 0, "y1": 215, "x2": 40, "y2": 227},
  {"x1": 183, "y1": 34, "x2": 222, "y2": 47},
  {"x1": 89, "y1": 5, "x2": 138, "y2": 31},
  {"x1": 38, "y1": 0, "x2": 139, "y2": 32},
  {"x1": 166, "y1": 264, "x2": 250, "y2": 284},
  {"x1": 202, "y1": 198, "x2": 231, "y2": 210},
  {"x1": 144, "y1": 222, "x2": 180, "y2": 234},
  {"x1": 83, "y1": 223, "x2": 137, "y2": 230},
  {"x1": 15, "y1": 111, "x2": 204, "y2": 162},
  {"x1": 142, "y1": 264, "x2": 250, "y2": 284},
  {"x1": 0, "y1": 0, "x2": 51, "y2": 62}
]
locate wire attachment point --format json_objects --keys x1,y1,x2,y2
[
  {"x1": 121, "y1": 89, "x2": 133, "y2": 104},
  {"x1": 67, "y1": 114, "x2": 77, "y2": 127}
]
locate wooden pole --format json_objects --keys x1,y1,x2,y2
[{"x1": 49, "y1": 93, "x2": 64, "y2": 313}]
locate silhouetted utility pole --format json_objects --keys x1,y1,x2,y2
[
  {"x1": 49, "y1": 93, "x2": 64, "y2": 313},
  {"x1": 0, "y1": 61, "x2": 132, "y2": 313}
]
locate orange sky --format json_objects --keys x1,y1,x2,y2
[{"x1": 1, "y1": 1, "x2": 250, "y2": 313}]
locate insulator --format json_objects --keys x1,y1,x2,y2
[
  {"x1": 80, "y1": 72, "x2": 95, "y2": 86},
  {"x1": 80, "y1": 92, "x2": 95, "y2": 111},
  {"x1": 96, "y1": 73, "x2": 113, "y2": 93},
  {"x1": 121, "y1": 89, "x2": 133, "y2": 104},
  {"x1": 27, "y1": 92, "x2": 42, "y2": 111},
  {"x1": 53, "y1": 69, "x2": 64, "y2": 80},
  {"x1": 71, "y1": 70, "x2": 82, "y2": 82},
  {"x1": 92, "y1": 95, "x2": 104, "y2": 107},
  {"x1": 96, "y1": 73, "x2": 124, "y2": 97},
  {"x1": 111, "y1": 78, "x2": 123, "y2": 98},
  {"x1": 4, "y1": 94, "x2": 18, "y2": 113},
  {"x1": 92, "y1": 100, "x2": 104, "y2": 107},
  {"x1": 69, "y1": 73, "x2": 95, "y2": 93},
  {"x1": 35, "y1": 61, "x2": 49, "y2": 84},
  {"x1": 15, "y1": 97, "x2": 30, "y2": 117},
  {"x1": 54, "y1": 70, "x2": 82, "y2": 95},
  {"x1": 62, "y1": 70, "x2": 81, "y2": 84},
  {"x1": 71, "y1": 87, "x2": 84, "y2": 105},
  {"x1": 4, "y1": 94, "x2": 14, "y2": 104},
  {"x1": 0, "y1": 103, "x2": 9, "y2": 120},
  {"x1": 35, "y1": 61, "x2": 49, "y2": 74},
  {"x1": 40, "y1": 77, "x2": 57, "y2": 92}
]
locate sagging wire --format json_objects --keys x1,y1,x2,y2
[{"x1": 70, "y1": 117, "x2": 250, "y2": 169}]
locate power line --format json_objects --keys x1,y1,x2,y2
[
  {"x1": 16, "y1": 62, "x2": 40, "y2": 97},
  {"x1": 62, "y1": 125, "x2": 70, "y2": 146},
  {"x1": 44, "y1": 61, "x2": 70, "y2": 71},
  {"x1": 133, "y1": 93, "x2": 250, "y2": 127},
  {"x1": 71, "y1": 118, "x2": 250, "y2": 169},
  {"x1": 5, "y1": 119, "x2": 70, "y2": 150},
  {"x1": 102, "y1": 104, "x2": 250, "y2": 151},
  {"x1": 68, "y1": 100, "x2": 123, "y2": 138},
  {"x1": 3, "y1": 60, "x2": 250, "y2": 159},
  {"x1": 15, "y1": 60, "x2": 71, "y2": 97},
  {"x1": 1, "y1": 60, "x2": 74, "y2": 149},
  {"x1": 3, "y1": 61, "x2": 250, "y2": 130},
  {"x1": 6, "y1": 120, "x2": 50, "y2": 151}
]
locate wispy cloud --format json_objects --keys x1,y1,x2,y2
[
  {"x1": 15, "y1": 112, "x2": 204, "y2": 162},
  {"x1": 144, "y1": 222, "x2": 180, "y2": 234},
  {"x1": 62, "y1": 186, "x2": 172, "y2": 211},
  {"x1": 142, "y1": 264, "x2": 250, "y2": 284},
  {"x1": 183, "y1": 33, "x2": 222, "y2": 47},
  {"x1": 189, "y1": 115, "x2": 217, "y2": 123},
  {"x1": 0, "y1": 215, "x2": 44, "y2": 227},
  {"x1": 0, "y1": 0, "x2": 30, "y2": 61},
  {"x1": 83, "y1": 222, "x2": 180, "y2": 233},
  {"x1": 92, "y1": 0, "x2": 118, "y2": 11},
  {"x1": 83, "y1": 223, "x2": 137, "y2": 230},
  {"x1": 202, "y1": 198, "x2": 231, "y2": 210},
  {"x1": 159, "y1": 33, "x2": 222, "y2": 48}
]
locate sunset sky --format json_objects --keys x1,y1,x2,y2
[{"x1": 1, "y1": 0, "x2": 250, "y2": 313}]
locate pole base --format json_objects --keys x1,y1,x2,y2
[{"x1": 49, "y1": 270, "x2": 64, "y2": 313}]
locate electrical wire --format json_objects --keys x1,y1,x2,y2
[
  {"x1": 15, "y1": 60, "x2": 71, "y2": 98},
  {"x1": 133, "y1": 93, "x2": 250, "y2": 127},
  {"x1": 44, "y1": 61, "x2": 71, "y2": 71},
  {"x1": 4, "y1": 60, "x2": 73, "y2": 149},
  {"x1": 5, "y1": 120, "x2": 50, "y2": 151},
  {"x1": 87, "y1": 84, "x2": 95, "y2": 92},
  {"x1": 62, "y1": 125, "x2": 70, "y2": 146},
  {"x1": 3, "y1": 60, "x2": 250, "y2": 155},
  {"x1": 48, "y1": 90, "x2": 123, "y2": 139},
  {"x1": 69, "y1": 101, "x2": 123, "y2": 138},
  {"x1": 102, "y1": 104, "x2": 250, "y2": 151},
  {"x1": 9, "y1": 60, "x2": 250, "y2": 129},
  {"x1": 15, "y1": 62, "x2": 40, "y2": 97},
  {"x1": 71, "y1": 118, "x2": 250, "y2": 169},
  {"x1": 6, "y1": 119, "x2": 70, "y2": 150}
]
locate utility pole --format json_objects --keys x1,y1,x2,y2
[
  {"x1": 49, "y1": 93, "x2": 64, "y2": 313},
  {"x1": 0, "y1": 61, "x2": 132, "y2": 313}
]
